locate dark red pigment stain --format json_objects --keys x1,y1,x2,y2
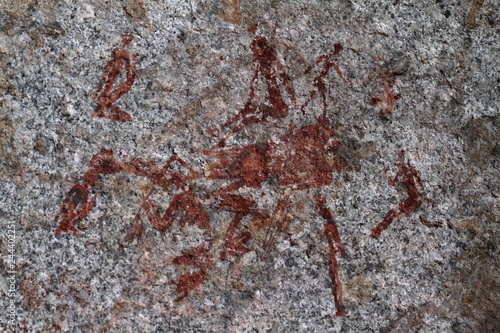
[
  {"x1": 370, "y1": 150, "x2": 428, "y2": 238},
  {"x1": 92, "y1": 33, "x2": 136, "y2": 122},
  {"x1": 368, "y1": 57, "x2": 398, "y2": 115}
]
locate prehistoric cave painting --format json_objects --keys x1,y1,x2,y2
[
  {"x1": 370, "y1": 150, "x2": 428, "y2": 238},
  {"x1": 54, "y1": 36, "x2": 422, "y2": 316},
  {"x1": 92, "y1": 33, "x2": 136, "y2": 122}
]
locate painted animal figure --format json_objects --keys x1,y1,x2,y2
[{"x1": 54, "y1": 112, "x2": 347, "y2": 314}]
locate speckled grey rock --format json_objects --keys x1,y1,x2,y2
[{"x1": 0, "y1": 0, "x2": 498, "y2": 332}]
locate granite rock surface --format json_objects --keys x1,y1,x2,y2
[{"x1": 0, "y1": 0, "x2": 498, "y2": 332}]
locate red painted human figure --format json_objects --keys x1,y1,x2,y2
[
  {"x1": 216, "y1": 36, "x2": 297, "y2": 147},
  {"x1": 371, "y1": 150, "x2": 427, "y2": 237},
  {"x1": 301, "y1": 43, "x2": 346, "y2": 114},
  {"x1": 92, "y1": 33, "x2": 136, "y2": 122}
]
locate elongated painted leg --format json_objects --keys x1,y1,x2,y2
[
  {"x1": 324, "y1": 221, "x2": 346, "y2": 316},
  {"x1": 123, "y1": 189, "x2": 155, "y2": 243},
  {"x1": 315, "y1": 194, "x2": 346, "y2": 316}
]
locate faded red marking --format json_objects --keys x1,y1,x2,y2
[
  {"x1": 92, "y1": 33, "x2": 136, "y2": 122},
  {"x1": 260, "y1": 225, "x2": 277, "y2": 259},
  {"x1": 142, "y1": 190, "x2": 211, "y2": 233},
  {"x1": 315, "y1": 194, "x2": 346, "y2": 317},
  {"x1": 216, "y1": 36, "x2": 297, "y2": 147},
  {"x1": 124, "y1": 213, "x2": 144, "y2": 243},
  {"x1": 169, "y1": 243, "x2": 212, "y2": 302},
  {"x1": 370, "y1": 150, "x2": 427, "y2": 238},
  {"x1": 368, "y1": 57, "x2": 397, "y2": 115},
  {"x1": 123, "y1": 188, "x2": 153, "y2": 243},
  {"x1": 302, "y1": 43, "x2": 346, "y2": 115},
  {"x1": 248, "y1": 194, "x2": 291, "y2": 261}
]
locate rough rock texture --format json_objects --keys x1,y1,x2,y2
[{"x1": 0, "y1": 0, "x2": 498, "y2": 332}]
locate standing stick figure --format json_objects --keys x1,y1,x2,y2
[{"x1": 92, "y1": 33, "x2": 136, "y2": 122}]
